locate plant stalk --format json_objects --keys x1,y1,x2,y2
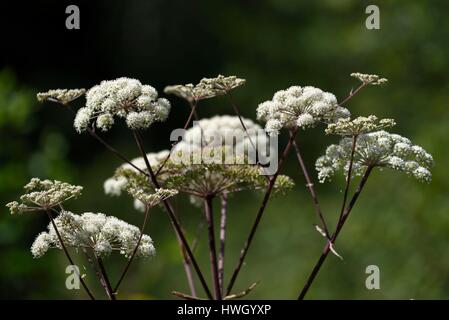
[
  {"x1": 226, "y1": 127, "x2": 298, "y2": 295},
  {"x1": 297, "y1": 166, "x2": 373, "y2": 300}
]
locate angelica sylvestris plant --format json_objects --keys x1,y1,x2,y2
[{"x1": 9, "y1": 72, "x2": 433, "y2": 300}]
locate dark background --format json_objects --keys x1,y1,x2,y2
[{"x1": 1, "y1": 0, "x2": 448, "y2": 299}]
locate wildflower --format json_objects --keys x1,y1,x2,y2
[
  {"x1": 350, "y1": 73, "x2": 388, "y2": 85},
  {"x1": 30, "y1": 210, "x2": 155, "y2": 259},
  {"x1": 199, "y1": 75, "x2": 246, "y2": 94},
  {"x1": 37, "y1": 88, "x2": 86, "y2": 104},
  {"x1": 164, "y1": 83, "x2": 215, "y2": 102},
  {"x1": 6, "y1": 178, "x2": 83, "y2": 214},
  {"x1": 164, "y1": 75, "x2": 245, "y2": 102},
  {"x1": 173, "y1": 115, "x2": 269, "y2": 156},
  {"x1": 127, "y1": 187, "x2": 178, "y2": 208},
  {"x1": 106, "y1": 116, "x2": 293, "y2": 204},
  {"x1": 257, "y1": 86, "x2": 350, "y2": 136},
  {"x1": 325, "y1": 115, "x2": 396, "y2": 136},
  {"x1": 315, "y1": 130, "x2": 434, "y2": 183},
  {"x1": 103, "y1": 176, "x2": 128, "y2": 196},
  {"x1": 73, "y1": 77, "x2": 171, "y2": 133}
]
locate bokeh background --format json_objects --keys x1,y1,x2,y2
[{"x1": 1, "y1": 0, "x2": 448, "y2": 299}]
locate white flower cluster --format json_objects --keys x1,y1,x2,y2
[
  {"x1": 257, "y1": 86, "x2": 350, "y2": 136},
  {"x1": 164, "y1": 83, "x2": 215, "y2": 102},
  {"x1": 6, "y1": 178, "x2": 83, "y2": 214},
  {"x1": 316, "y1": 130, "x2": 434, "y2": 183},
  {"x1": 325, "y1": 115, "x2": 396, "y2": 136},
  {"x1": 104, "y1": 150, "x2": 170, "y2": 198},
  {"x1": 173, "y1": 115, "x2": 269, "y2": 157},
  {"x1": 127, "y1": 187, "x2": 178, "y2": 208},
  {"x1": 37, "y1": 88, "x2": 86, "y2": 104},
  {"x1": 164, "y1": 75, "x2": 245, "y2": 102},
  {"x1": 74, "y1": 77, "x2": 171, "y2": 133},
  {"x1": 199, "y1": 75, "x2": 246, "y2": 93},
  {"x1": 31, "y1": 211, "x2": 155, "y2": 259},
  {"x1": 104, "y1": 150, "x2": 171, "y2": 210},
  {"x1": 105, "y1": 115, "x2": 293, "y2": 201},
  {"x1": 350, "y1": 73, "x2": 388, "y2": 85}
]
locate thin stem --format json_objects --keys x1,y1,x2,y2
[
  {"x1": 338, "y1": 82, "x2": 367, "y2": 106},
  {"x1": 132, "y1": 130, "x2": 213, "y2": 300},
  {"x1": 96, "y1": 257, "x2": 116, "y2": 300},
  {"x1": 176, "y1": 206, "x2": 198, "y2": 297},
  {"x1": 45, "y1": 210, "x2": 95, "y2": 300},
  {"x1": 290, "y1": 130, "x2": 330, "y2": 238},
  {"x1": 61, "y1": 102, "x2": 149, "y2": 178},
  {"x1": 180, "y1": 245, "x2": 197, "y2": 297},
  {"x1": 226, "y1": 127, "x2": 299, "y2": 295},
  {"x1": 155, "y1": 101, "x2": 198, "y2": 176},
  {"x1": 337, "y1": 135, "x2": 358, "y2": 225},
  {"x1": 113, "y1": 205, "x2": 151, "y2": 293},
  {"x1": 226, "y1": 92, "x2": 270, "y2": 178},
  {"x1": 218, "y1": 193, "x2": 228, "y2": 294},
  {"x1": 226, "y1": 92, "x2": 258, "y2": 157},
  {"x1": 297, "y1": 166, "x2": 374, "y2": 300},
  {"x1": 203, "y1": 196, "x2": 222, "y2": 300}
]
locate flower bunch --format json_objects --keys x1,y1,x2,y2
[
  {"x1": 316, "y1": 130, "x2": 434, "y2": 183},
  {"x1": 164, "y1": 75, "x2": 245, "y2": 102},
  {"x1": 173, "y1": 115, "x2": 269, "y2": 156},
  {"x1": 6, "y1": 178, "x2": 82, "y2": 214},
  {"x1": 31, "y1": 211, "x2": 155, "y2": 259},
  {"x1": 257, "y1": 85, "x2": 350, "y2": 136},
  {"x1": 104, "y1": 150, "x2": 170, "y2": 197},
  {"x1": 37, "y1": 88, "x2": 86, "y2": 104},
  {"x1": 325, "y1": 115, "x2": 396, "y2": 136},
  {"x1": 74, "y1": 77, "x2": 171, "y2": 132},
  {"x1": 107, "y1": 115, "x2": 291, "y2": 202},
  {"x1": 350, "y1": 73, "x2": 388, "y2": 85},
  {"x1": 127, "y1": 187, "x2": 178, "y2": 211}
]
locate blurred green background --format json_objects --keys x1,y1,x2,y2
[{"x1": 1, "y1": 0, "x2": 448, "y2": 299}]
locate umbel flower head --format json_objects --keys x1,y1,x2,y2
[
  {"x1": 74, "y1": 77, "x2": 171, "y2": 133},
  {"x1": 119, "y1": 149, "x2": 294, "y2": 201},
  {"x1": 199, "y1": 75, "x2": 246, "y2": 93},
  {"x1": 127, "y1": 187, "x2": 179, "y2": 212},
  {"x1": 106, "y1": 115, "x2": 292, "y2": 204},
  {"x1": 316, "y1": 130, "x2": 434, "y2": 183},
  {"x1": 173, "y1": 115, "x2": 270, "y2": 157},
  {"x1": 351, "y1": 73, "x2": 388, "y2": 85},
  {"x1": 325, "y1": 115, "x2": 396, "y2": 136},
  {"x1": 6, "y1": 178, "x2": 83, "y2": 214},
  {"x1": 104, "y1": 150, "x2": 170, "y2": 197},
  {"x1": 37, "y1": 88, "x2": 86, "y2": 104},
  {"x1": 31, "y1": 211, "x2": 155, "y2": 259},
  {"x1": 257, "y1": 85, "x2": 350, "y2": 136},
  {"x1": 164, "y1": 83, "x2": 215, "y2": 102},
  {"x1": 164, "y1": 75, "x2": 245, "y2": 102}
]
